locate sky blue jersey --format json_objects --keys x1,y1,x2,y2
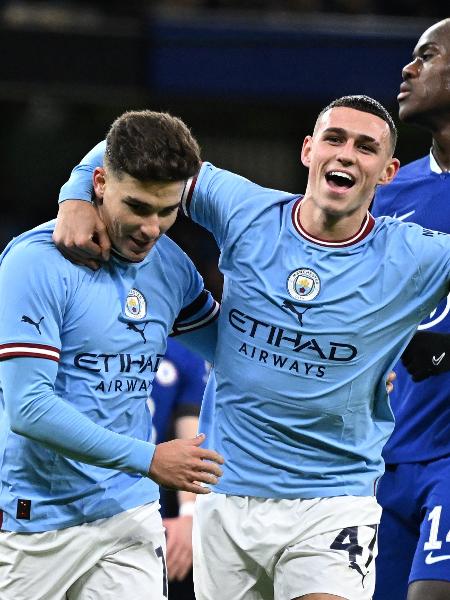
[
  {"x1": 0, "y1": 221, "x2": 218, "y2": 532},
  {"x1": 59, "y1": 148, "x2": 450, "y2": 499},
  {"x1": 373, "y1": 153, "x2": 450, "y2": 463},
  {"x1": 183, "y1": 163, "x2": 450, "y2": 499}
]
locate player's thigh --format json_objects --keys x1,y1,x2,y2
[
  {"x1": 68, "y1": 504, "x2": 167, "y2": 600},
  {"x1": 408, "y1": 464, "x2": 450, "y2": 595},
  {"x1": 193, "y1": 494, "x2": 273, "y2": 600},
  {"x1": 275, "y1": 504, "x2": 380, "y2": 600},
  {"x1": 0, "y1": 526, "x2": 100, "y2": 600}
]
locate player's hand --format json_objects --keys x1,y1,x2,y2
[
  {"x1": 402, "y1": 331, "x2": 450, "y2": 382},
  {"x1": 163, "y1": 515, "x2": 194, "y2": 581},
  {"x1": 385, "y1": 370, "x2": 396, "y2": 394},
  {"x1": 53, "y1": 200, "x2": 111, "y2": 270},
  {"x1": 148, "y1": 433, "x2": 224, "y2": 494}
]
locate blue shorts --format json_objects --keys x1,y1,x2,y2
[{"x1": 373, "y1": 456, "x2": 450, "y2": 600}]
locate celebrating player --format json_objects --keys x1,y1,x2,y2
[
  {"x1": 0, "y1": 110, "x2": 223, "y2": 599},
  {"x1": 54, "y1": 95, "x2": 450, "y2": 600}
]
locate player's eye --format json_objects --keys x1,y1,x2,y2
[
  {"x1": 159, "y1": 206, "x2": 179, "y2": 217},
  {"x1": 359, "y1": 144, "x2": 375, "y2": 153}
]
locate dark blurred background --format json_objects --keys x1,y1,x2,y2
[{"x1": 0, "y1": 1, "x2": 444, "y2": 299}]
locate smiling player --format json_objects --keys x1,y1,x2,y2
[{"x1": 54, "y1": 95, "x2": 450, "y2": 600}]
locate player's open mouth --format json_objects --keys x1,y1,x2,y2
[{"x1": 325, "y1": 170, "x2": 355, "y2": 189}]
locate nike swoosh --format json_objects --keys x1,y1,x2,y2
[
  {"x1": 393, "y1": 210, "x2": 416, "y2": 221},
  {"x1": 432, "y1": 352, "x2": 446, "y2": 366},
  {"x1": 425, "y1": 551, "x2": 450, "y2": 564}
]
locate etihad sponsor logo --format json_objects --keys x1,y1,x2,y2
[
  {"x1": 229, "y1": 308, "x2": 357, "y2": 362},
  {"x1": 74, "y1": 352, "x2": 164, "y2": 374},
  {"x1": 238, "y1": 342, "x2": 325, "y2": 378}
]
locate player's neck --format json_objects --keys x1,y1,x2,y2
[
  {"x1": 299, "y1": 197, "x2": 370, "y2": 242},
  {"x1": 431, "y1": 131, "x2": 450, "y2": 172}
]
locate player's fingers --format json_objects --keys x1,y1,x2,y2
[
  {"x1": 191, "y1": 460, "x2": 223, "y2": 478},
  {"x1": 192, "y1": 470, "x2": 220, "y2": 486},
  {"x1": 95, "y1": 224, "x2": 111, "y2": 261},
  {"x1": 196, "y1": 448, "x2": 225, "y2": 465},
  {"x1": 184, "y1": 482, "x2": 211, "y2": 495},
  {"x1": 56, "y1": 242, "x2": 102, "y2": 265},
  {"x1": 75, "y1": 238, "x2": 105, "y2": 260}
]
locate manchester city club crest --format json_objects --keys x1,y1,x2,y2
[
  {"x1": 286, "y1": 268, "x2": 321, "y2": 301},
  {"x1": 124, "y1": 288, "x2": 147, "y2": 320}
]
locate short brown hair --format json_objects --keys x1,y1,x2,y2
[
  {"x1": 317, "y1": 95, "x2": 397, "y2": 153},
  {"x1": 105, "y1": 110, "x2": 201, "y2": 181}
]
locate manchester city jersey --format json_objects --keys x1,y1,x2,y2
[
  {"x1": 182, "y1": 163, "x2": 450, "y2": 499},
  {"x1": 0, "y1": 221, "x2": 218, "y2": 531},
  {"x1": 373, "y1": 154, "x2": 450, "y2": 463}
]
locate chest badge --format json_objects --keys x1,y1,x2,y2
[
  {"x1": 286, "y1": 268, "x2": 320, "y2": 301},
  {"x1": 125, "y1": 288, "x2": 147, "y2": 320}
]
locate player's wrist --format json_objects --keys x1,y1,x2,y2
[{"x1": 179, "y1": 500, "x2": 195, "y2": 517}]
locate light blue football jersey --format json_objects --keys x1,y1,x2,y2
[
  {"x1": 0, "y1": 220, "x2": 219, "y2": 531},
  {"x1": 182, "y1": 163, "x2": 450, "y2": 499},
  {"x1": 58, "y1": 148, "x2": 450, "y2": 499}
]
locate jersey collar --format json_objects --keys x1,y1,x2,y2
[{"x1": 291, "y1": 198, "x2": 375, "y2": 248}]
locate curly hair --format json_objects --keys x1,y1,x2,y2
[{"x1": 105, "y1": 110, "x2": 201, "y2": 181}]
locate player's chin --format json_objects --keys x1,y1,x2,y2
[{"x1": 124, "y1": 240, "x2": 156, "y2": 261}]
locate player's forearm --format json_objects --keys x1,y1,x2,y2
[
  {"x1": 59, "y1": 140, "x2": 105, "y2": 203},
  {"x1": 0, "y1": 357, "x2": 155, "y2": 475},
  {"x1": 175, "y1": 416, "x2": 200, "y2": 509}
]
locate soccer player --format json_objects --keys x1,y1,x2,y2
[
  {"x1": 54, "y1": 95, "x2": 450, "y2": 600},
  {"x1": 151, "y1": 338, "x2": 209, "y2": 600},
  {"x1": 371, "y1": 18, "x2": 450, "y2": 600},
  {"x1": 0, "y1": 110, "x2": 224, "y2": 600}
]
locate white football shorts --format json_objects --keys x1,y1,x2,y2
[
  {"x1": 193, "y1": 493, "x2": 382, "y2": 600},
  {"x1": 0, "y1": 502, "x2": 167, "y2": 600}
]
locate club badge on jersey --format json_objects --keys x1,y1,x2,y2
[
  {"x1": 286, "y1": 268, "x2": 321, "y2": 301},
  {"x1": 125, "y1": 288, "x2": 147, "y2": 320}
]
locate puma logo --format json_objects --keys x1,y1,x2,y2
[
  {"x1": 21, "y1": 315, "x2": 44, "y2": 335},
  {"x1": 282, "y1": 300, "x2": 311, "y2": 327},
  {"x1": 127, "y1": 322, "x2": 148, "y2": 343}
]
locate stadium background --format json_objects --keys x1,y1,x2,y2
[{"x1": 0, "y1": 0, "x2": 446, "y2": 300}]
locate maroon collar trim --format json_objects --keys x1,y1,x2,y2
[{"x1": 291, "y1": 198, "x2": 375, "y2": 248}]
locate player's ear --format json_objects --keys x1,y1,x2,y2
[
  {"x1": 301, "y1": 136, "x2": 313, "y2": 168},
  {"x1": 377, "y1": 157, "x2": 400, "y2": 186},
  {"x1": 93, "y1": 167, "x2": 106, "y2": 204}
]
